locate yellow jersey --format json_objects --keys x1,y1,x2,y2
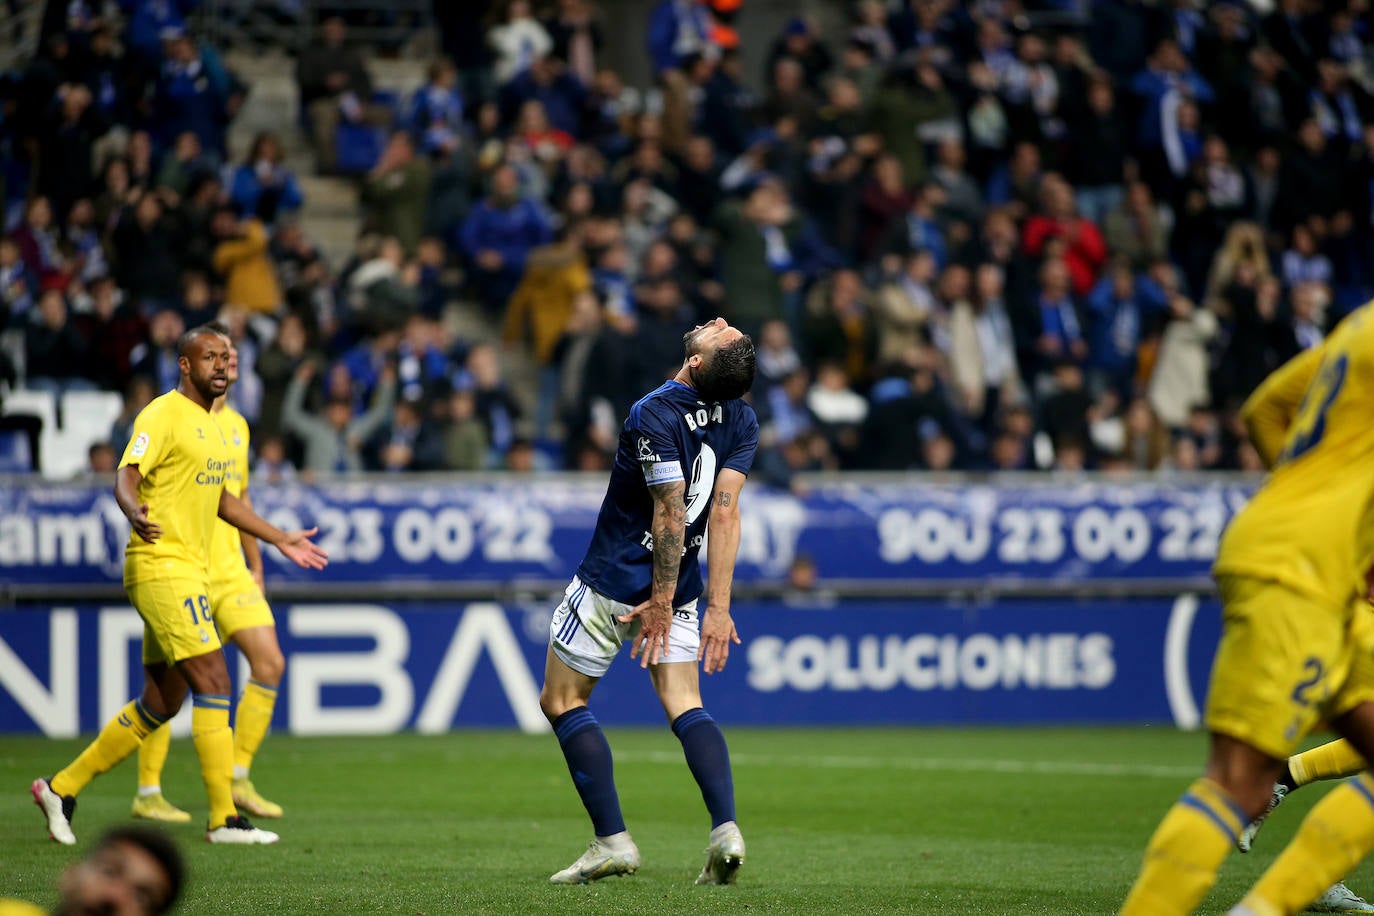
[
  {"x1": 208, "y1": 404, "x2": 252, "y2": 583},
  {"x1": 119, "y1": 389, "x2": 230, "y2": 583},
  {"x1": 1215, "y1": 304, "x2": 1374, "y2": 609}
]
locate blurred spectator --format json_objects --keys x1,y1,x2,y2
[
  {"x1": 504, "y1": 436, "x2": 542, "y2": 472},
  {"x1": 503, "y1": 227, "x2": 591, "y2": 438},
  {"x1": 714, "y1": 182, "x2": 803, "y2": 337},
  {"x1": 463, "y1": 343, "x2": 522, "y2": 461},
  {"x1": 153, "y1": 31, "x2": 239, "y2": 163},
  {"x1": 858, "y1": 359, "x2": 960, "y2": 471},
  {"x1": 1147, "y1": 295, "x2": 1216, "y2": 430},
  {"x1": 489, "y1": 0, "x2": 553, "y2": 86},
  {"x1": 25, "y1": 289, "x2": 94, "y2": 396},
  {"x1": 443, "y1": 386, "x2": 490, "y2": 470},
  {"x1": 460, "y1": 164, "x2": 554, "y2": 314},
  {"x1": 1280, "y1": 224, "x2": 1333, "y2": 288},
  {"x1": 76, "y1": 274, "x2": 147, "y2": 390},
  {"x1": 362, "y1": 132, "x2": 432, "y2": 254},
  {"x1": 501, "y1": 53, "x2": 587, "y2": 139},
  {"x1": 766, "y1": 17, "x2": 832, "y2": 93},
  {"x1": 254, "y1": 434, "x2": 296, "y2": 485},
  {"x1": 110, "y1": 190, "x2": 181, "y2": 312},
  {"x1": 647, "y1": 0, "x2": 715, "y2": 78},
  {"x1": 65, "y1": 198, "x2": 109, "y2": 283},
  {"x1": 283, "y1": 361, "x2": 397, "y2": 475},
  {"x1": 1033, "y1": 258, "x2": 1087, "y2": 371},
  {"x1": 544, "y1": 0, "x2": 603, "y2": 86},
  {"x1": 37, "y1": 82, "x2": 109, "y2": 219},
  {"x1": 807, "y1": 362, "x2": 866, "y2": 463},
  {"x1": 128, "y1": 308, "x2": 183, "y2": 395},
  {"x1": 296, "y1": 16, "x2": 375, "y2": 175},
  {"x1": 88, "y1": 441, "x2": 116, "y2": 474},
  {"x1": 1023, "y1": 176, "x2": 1107, "y2": 297},
  {"x1": 0, "y1": 236, "x2": 38, "y2": 324},
  {"x1": 211, "y1": 209, "x2": 282, "y2": 316},
  {"x1": 804, "y1": 269, "x2": 876, "y2": 386},
  {"x1": 227, "y1": 132, "x2": 304, "y2": 224},
  {"x1": 12, "y1": 197, "x2": 63, "y2": 282},
  {"x1": 157, "y1": 132, "x2": 208, "y2": 198},
  {"x1": 1085, "y1": 260, "x2": 1166, "y2": 397},
  {"x1": 409, "y1": 60, "x2": 465, "y2": 155},
  {"x1": 1104, "y1": 182, "x2": 1170, "y2": 272},
  {"x1": 1067, "y1": 80, "x2": 1127, "y2": 227},
  {"x1": 949, "y1": 263, "x2": 1023, "y2": 428},
  {"x1": 366, "y1": 398, "x2": 444, "y2": 471}
]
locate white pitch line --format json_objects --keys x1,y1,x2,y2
[{"x1": 616, "y1": 750, "x2": 1196, "y2": 780}]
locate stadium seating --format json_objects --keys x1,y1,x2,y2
[
  {"x1": 60, "y1": 390, "x2": 123, "y2": 443},
  {"x1": 3, "y1": 388, "x2": 57, "y2": 436},
  {"x1": 0, "y1": 389, "x2": 123, "y2": 479}
]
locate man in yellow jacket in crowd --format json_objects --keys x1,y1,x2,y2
[{"x1": 211, "y1": 209, "x2": 282, "y2": 316}]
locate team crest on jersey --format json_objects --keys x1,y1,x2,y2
[
  {"x1": 637, "y1": 437, "x2": 658, "y2": 462},
  {"x1": 130, "y1": 432, "x2": 149, "y2": 457}
]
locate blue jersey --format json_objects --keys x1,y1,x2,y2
[{"x1": 577, "y1": 380, "x2": 759, "y2": 606}]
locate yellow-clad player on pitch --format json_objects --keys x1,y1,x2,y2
[
  {"x1": 31, "y1": 326, "x2": 326, "y2": 847},
  {"x1": 133, "y1": 326, "x2": 287, "y2": 823},
  {"x1": 1121, "y1": 304, "x2": 1374, "y2": 915}
]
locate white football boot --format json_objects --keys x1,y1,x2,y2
[
  {"x1": 695, "y1": 821, "x2": 745, "y2": 885},
  {"x1": 206, "y1": 815, "x2": 280, "y2": 845},
  {"x1": 1309, "y1": 883, "x2": 1374, "y2": 913},
  {"x1": 549, "y1": 832, "x2": 641, "y2": 884},
  {"x1": 31, "y1": 777, "x2": 76, "y2": 845}
]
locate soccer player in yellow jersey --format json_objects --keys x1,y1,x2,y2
[
  {"x1": 31, "y1": 326, "x2": 327, "y2": 847},
  {"x1": 132, "y1": 333, "x2": 287, "y2": 823},
  {"x1": 1121, "y1": 305, "x2": 1374, "y2": 915}
]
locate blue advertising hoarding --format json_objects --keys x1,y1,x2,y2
[
  {"x1": 0, "y1": 477, "x2": 1253, "y2": 592},
  {"x1": 0, "y1": 597, "x2": 1222, "y2": 735}
]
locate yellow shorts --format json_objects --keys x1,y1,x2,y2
[
  {"x1": 1205, "y1": 575, "x2": 1374, "y2": 759},
  {"x1": 126, "y1": 571, "x2": 222, "y2": 666},
  {"x1": 209, "y1": 569, "x2": 275, "y2": 641}
]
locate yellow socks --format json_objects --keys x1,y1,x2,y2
[
  {"x1": 191, "y1": 694, "x2": 236, "y2": 828},
  {"x1": 1288, "y1": 740, "x2": 1366, "y2": 787},
  {"x1": 51, "y1": 699, "x2": 165, "y2": 797},
  {"x1": 1236, "y1": 773, "x2": 1374, "y2": 916},
  {"x1": 137, "y1": 722, "x2": 172, "y2": 791},
  {"x1": 1120, "y1": 778, "x2": 1246, "y2": 916},
  {"x1": 234, "y1": 680, "x2": 278, "y2": 774}
]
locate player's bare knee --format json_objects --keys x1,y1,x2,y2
[
  {"x1": 1204, "y1": 738, "x2": 1285, "y2": 817},
  {"x1": 539, "y1": 684, "x2": 576, "y2": 721},
  {"x1": 250, "y1": 648, "x2": 286, "y2": 686}
]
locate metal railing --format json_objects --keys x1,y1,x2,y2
[{"x1": 191, "y1": 0, "x2": 433, "y2": 54}]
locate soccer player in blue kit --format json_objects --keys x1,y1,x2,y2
[{"x1": 540, "y1": 317, "x2": 759, "y2": 886}]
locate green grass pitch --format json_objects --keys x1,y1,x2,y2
[{"x1": 1, "y1": 727, "x2": 1366, "y2": 914}]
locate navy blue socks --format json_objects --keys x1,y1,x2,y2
[
  {"x1": 672, "y1": 707, "x2": 736, "y2": 828},
  {"x1": 553, "y1": 706, "x2": 626, "y2": 837}
]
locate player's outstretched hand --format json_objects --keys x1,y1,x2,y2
[
  {"x1": 128, "y1": 502, "x2": 162, "y2": 544},
  {"x1": 620, "y1": 597, "x2": 673, "y2": 669},
  {"x1": 698, "y1": 606, "x2": 740, "y2": 675},
  {"x1": 276, "y1": 527, "x2": 329, "y2": 570}
]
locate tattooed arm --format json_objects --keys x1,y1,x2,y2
[
  {"x1": 620, "y1": 478, "x2": 687, "y2": 667},
  {"x1": 649, "y1": 478, "x2": 687, "y2": 604},
  {"x1": 700, "y1": 469, "x2": 746, "y2": 674}
]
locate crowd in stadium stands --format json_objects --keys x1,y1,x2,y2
[{"x1": 1, "y1": 0, "x2": 1372, "y2": 481}]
